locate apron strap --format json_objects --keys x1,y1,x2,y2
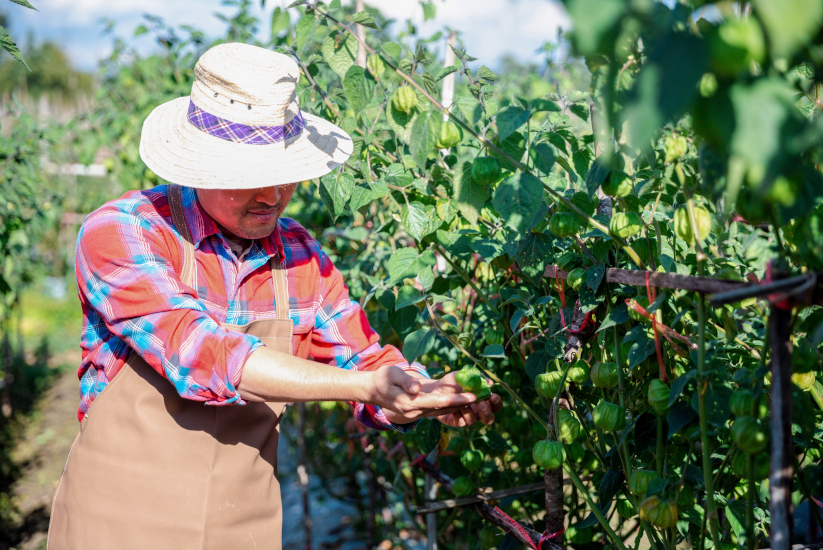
[
  {"x1": 167, "y1": 184, "x2": 196, "y2": 289},
  {"x1": 269, "y1": 247, "x2": 289, "y2": 321}
]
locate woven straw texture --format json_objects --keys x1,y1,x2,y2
[{"x1": 139, "y1": 43, "x2": 353, "y2": 189}]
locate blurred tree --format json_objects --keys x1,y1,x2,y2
[{"x1": 0, "y1": 41, "x2": 93, "y2": 99}]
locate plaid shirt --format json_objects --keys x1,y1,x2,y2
[{"x1": 75, "y1": 184, "x2": 427, "y2": 431}]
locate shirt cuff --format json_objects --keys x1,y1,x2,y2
[
  {"x1": 211, "y1": 334, "x2": 265, "y2": 406},
  {"x1": 354, "y1": 362, "x2": 431, "y2": 433}
]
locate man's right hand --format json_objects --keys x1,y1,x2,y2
[{"x1": 365, "y1": 366, "x2": 479, "y2": 422}]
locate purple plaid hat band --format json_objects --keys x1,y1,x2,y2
[{"x1": 186, "y1": 99, "x2": 306, "y2": 145}]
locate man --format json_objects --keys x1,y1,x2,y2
[{"x1": 47, "y1": 43, "x2": 501, "y2": 549}]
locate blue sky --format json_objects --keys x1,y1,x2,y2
[{"x1": 3, "y1": 0, "x2": 571, "y2": 72}]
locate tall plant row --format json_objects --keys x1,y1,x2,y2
[{"x1": 38, "y1": 0, "x2": 823, "y2": 548}]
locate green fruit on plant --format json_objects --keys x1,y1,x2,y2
[
  {"x1": 730, "y1": 390, "x2": 754, "y2": 417},
  {"x1": 731, "y1": 416, "x2": 768, "y2": 454},
  {"x1": 628, "y1": 295, "x2": 650, "y2": 323},
  {"x1": 601, "y1": 171, "x2": 632, "y2": 198},
  {"x1": 557, "y1": 409, "x2": 582, "y2": 443},
  {"x1": 639, "y1": 496, "x2": 679, "y2": 529},
  {"x1": 572, "y1": 191, "x2": 599, "y2": 216},
  {"x1": 732, "y1": 451, "x2": 770, "y2": 481},
  {"x1": 549, "y1": 212, "x2": 580, "y2": 238},
  {"x1": 366, "y1": 54, "x2": 385, "y2": 79},
  {"x1": 485, "y1": 329, "x2": 505, "y2": 346},
  {"x1": 629, "y1": 469, "x2": 659, "y2": 497},
  {"x1": 710, "y1": 19, "x2": 765, "y2": 76},
  {"x1": 664, "y1": 134, "x2": 689, "y2": 164},
  {"x1": 567, "y1": 360, "x2": 590, "y2": 384},
  {"x1": 392, "y1": 86, "x2": 418, "y2": 114},
  {"x1": 648, "y1": 379, "x2": 670, "y2": 415},
  {"x1": 617, "y1": 498, "x2": 636, "y2": 517},
  {"x1": 610, "y1": 212, "x2": 642, "y2": 239},
  {"x1": 673, "y1": 206, "x2": 712, "y2": 246},
  {"x1": 593, "y1": 400, "x2": 624, "y2": 432},
  {"x1": 532, "y1": 439, "x2": 566, "y2": 469},
  {"x1": 453, "y1": 476, "x2": 475, "y2": 497},
  {"x1": 435, "y1": 121, "x2": 462, "y2": 149},
  {"x1": 535, "y1": 371, "x2": 565, "y2": 398},
  {"x1": 567, "y1": 268, "x2": 586, "y2": 291},
  {"x1": 455, "y1": 367, "x2": 491, "y2": 400},
  {"x1": 471, "y1": 156, "x2": 502, "y2": 186},
  {"x1": 480, "y1": 526, "x2": 503, "y2": 548},
  {"x1": 792, "y1": 370, "x2": 816, "y2": 390},
  {"x1": 461, "y1": 449, "x2": 484, "y2": 471},
  {"x1": 591, "y1": 362, "x2": 618, "y2": 389}
]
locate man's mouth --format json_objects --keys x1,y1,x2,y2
[{"x1": 247, "y1": 208, "x2": 279, "y2": 222}]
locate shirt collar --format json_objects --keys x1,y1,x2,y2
[{"x1": 176, "y1": 185, "x2": 285, "y2": 261}]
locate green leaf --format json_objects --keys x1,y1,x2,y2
[
  {"x1": 134, "y1": 24, "x2": 149, "y2": 37},
  {"x1": 690, "y1": 384, "x2": 732, "y2": 427},
  {"x1": 525, "y1": 349, "x2": 551, "y2": 381},
  {"x1": 342, "y1": 65, "x2": 375, "y2": 112},
  {"x1": 270, "y1": 7, "x2": 291, "y2": 37},
  {"x1": 515, "y1": 233, "x2": 553, "y2": 279},
  {"x1": 322, "y1": 31, "x2": 358, "y2": 78},
  {"x1": 596, "y1": 303, "x2": 629, "y2": 333},
  {"x1": 381, "y1": 42, "x2": 401, "y2": 61},
  {"x1": 422, "y1": 1, "x2": 437, "y2": 21},
  {"x1": 484, "y1": 431, "x2": 510, "y2": 451},
  {"x1": 469, "y1": 238, "x2": 504, "y2": 262},
  {"x1": 409, "y1": 108, "x2": 442, "y2": 168},
  {"x1": 493, "y1": 172, "x2": 544, "y2": 233},
  {"x1": 0, "y1": 25, "x2": 29, "y2": 70},
  {"x1": 578, "y1": 283, "x2": 602, "y2": 315},
  {"x1": 667, "y1": 401, "x2": 696, "y2": 438},
  {"x1": 415, "y1": 419, "x2": 441, "y2": 453},
  {"x1": 586, "y1": 264, "x2": 605, "y2": 291},
  {"x1": 586, "y1": 157, "x2": 610, "y2": 198},
  {"x1": 286, "y1": 0, "x2": 308, "y2": 7},
  {"x1": 295, "y1": 12, "x2": 318, "y2": 52},
  {"x1": 726, "y1": 500, "x2": 747, "y2": 539},
  {"x1": 495, "y1": 106, "x2": 530, "y2": 142},
  {"x1": 396, "y1": 286, "x2": 424, "y2": 310},
  {"x1": 531, "y1": 98, "x2": 561, "y2": 112},
  {"x1": 434, "y1": 65, "x2": 457, "y2": 82},
  {"x1": 401, "y1": 201, "x2": 439, "y2": 241},
  {"x1": 753, "y1": 0, "x2": 823, "y2": 60},
  {"x1": 627, "y1": 337, "x2": 656, "y2": 369},
  {"x1": 453, "y1": 161, "x2": 489, "y2": 226},
  {"x1": 352, "y1": 11, "x2": 381, "y2": 30},
  {"x1": 387, "y1": 249, "x2": 437, "y2": 285},
  {"x1": 349, "y1": 180, "x2": 388, "y2": 213},
  {"x1": 8, "y1": 0, "x2": 37, "y2": 9},
  {"x1": 566, "y1": 0, "x2": 626, "y2": 55},
  {"x1": 319, "y1": 172, "x2": 354, "y2": 220},
  {"x1": 404, "y1": 328, "x2": 435, "y2": 364},
  {"x1": 482, "y1": 344, "x2": 506, "y2": 358},
  {"x1": 529, "y1": 142, "x2": 557, "y2": 175},
  {"x1": 477, "y1": 65, "x2": 498, "y2": 82}
]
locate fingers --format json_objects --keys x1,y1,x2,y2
[
  {"x1": 475, "y1": 400, "x2": 495, "y2": 425},
  {"x1": 488, "y1": 393, "x2": 503, "y2": 412},
  {"x1": 391, "y1": 368, "x2": 421, "y2": 394},
  {"x1": 461, "y1": 406, "x2": 478, "y2": 426}
]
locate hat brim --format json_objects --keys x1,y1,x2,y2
[{"x1": 139, "y1": 97, "x2": 353, "y2": 189}]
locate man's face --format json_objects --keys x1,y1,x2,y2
[{"x1": 196, "y1": 184, "x2": 299, "y2": 240}]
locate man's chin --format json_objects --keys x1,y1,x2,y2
[{"x1": 236, "y1": 220, "x2": 279, "y2": 240}]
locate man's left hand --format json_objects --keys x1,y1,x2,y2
[{"x1": 383, "y1": 371, "x2": 503, "y2": 427}]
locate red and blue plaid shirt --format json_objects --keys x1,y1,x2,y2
[{"x1": 74, "y1": 184, "x2": 427, "y2": 431}]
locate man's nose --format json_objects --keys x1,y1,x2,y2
[{"x1": 254, "y1": 187, "x2": 281, "y2": 205}]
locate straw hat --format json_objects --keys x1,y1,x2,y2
[{"x1": 139, "y1": 43, "x2": 353, "y2": 189}]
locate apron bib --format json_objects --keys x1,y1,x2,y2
[{"x1": 48, "y1": 185, "x2": 298, "y2": 550}]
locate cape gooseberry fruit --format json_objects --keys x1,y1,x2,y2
[
  {"x1": 455, "y1": 367, "x2": 491, "y2": 400},
  {"x1": 549, "y1": 212, "x2": 580, "y2": 238},
  {"x1": 628, "y1": 295, "x2": 650, "y2": 323},
  {"x1": 557, "y1": 409, "x2": 582, "y2": 443},
  {"x1": 435, "y1": 121, "x2": 462, "y2": 149},
  {"x1": 792, "y1": 370, "x2": 816, "y2": 391},
  {"x1": 610, "y1": 212, "x2": 642, "y2": 239},
  {"x1": 648, "y1": 379, "x2": 671, "y2": 415},
  {"x1": 480, "y1": 527, "x2": 503, "y2": 548},
  {"x1": 673, "y1": 206, "x2": 712, "y2": 246},
  {"x1": 535, "y1": 371, "x2": 565, "y2": 398},
  {"x1": 601, "y1": 171, "x2": 633, "y2": 198},
  {"x1": 460, "y1": 448, "x2": 484, "y2": 471},
  {"x1": 732, "y1": 451, "x2": 770, "y2": 481},
  {"x1": 566, "y1": 268, "x2": 586, "y2": 291},
  {"x1": 730, "y1": 389, "x2": 755, "y2": 417},
  {"x1": 639, "y1": 496, "x2": 679, "y2": 529},
  {"x1": 591, "y1": 362, "x2": 618, "y2": 389},
  {"x1": 533, "y1": 439, "x2": 566, "y2": 470},
  {"x1": 392, "y1": 86, "x2": 418, "y2": 114},
  {"x1": 366, "y1": 54, "x2": 385, "y2": 79},
  {"x1": 485, "y1": 329, "x2": 505, "y2": 346},
  {"x1": 629, "y1": 469, "x2": 659, "y2": 497},
  {"x1": 453, "y1": 476, "x2": 475, "y2": 497},
  {"x1": 593, "y1": 400, "x2": 624, "y2": 432},
  {"x1": 567, "y1": 361, "x2": 590, "y2": 384},
  {"x1": 731, "y1": 416, "x2": 768, "y2": 454},
  {"x1": 663, "y1": 134, "x2": 689, "y2": 164},
  {"x1": 471, "y1": 156, "x2": 502, "y2": 186}
]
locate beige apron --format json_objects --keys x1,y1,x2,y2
[{"x1": 48, "y1": 184, "x2": 300, "y2": 550}]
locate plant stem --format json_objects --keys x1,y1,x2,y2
[
  {"x1": 746, "y1": 453, "x2": 755, "y2": 550},
  {"x1": 564, "y1": 464, "x2": 629, "y2": 550},
  {"x1": 435, "y1": 245, "x2": 499, "y2": 313}
]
